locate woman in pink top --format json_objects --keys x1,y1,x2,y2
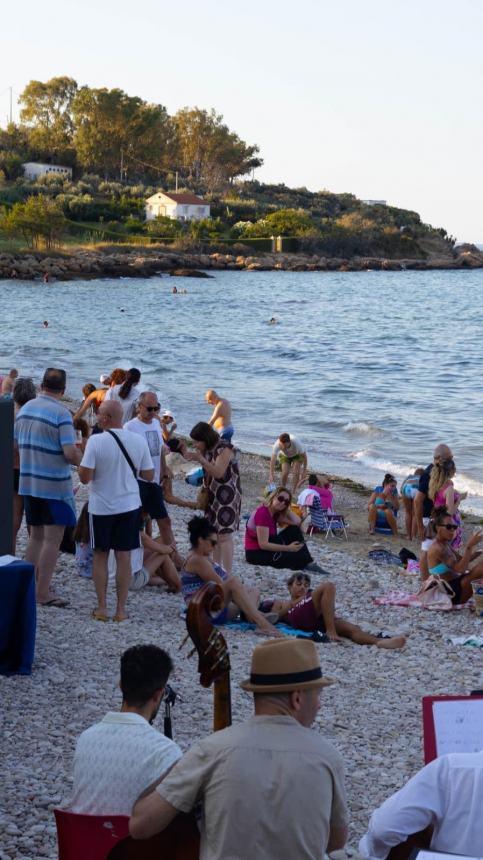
[
  {"x1": 307, "y1": 473, "x2": 333, "y2": 511},
  {"x1": 245, "y1": 487, "x2": 325, "y2": 572},
  {"x1": 428, "y1": 458, "x2": 466, "y2": 549}
]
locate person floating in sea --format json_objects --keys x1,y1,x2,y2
[
  {"x1": 205, "y1": 389, "x2": 234, "y2": 443},
  {"x1": 172, "y1": 286, "x2": 178, "y2": 294},
  {"x1": 42, "y1": 320, "x2": 49, "y2": 328}
]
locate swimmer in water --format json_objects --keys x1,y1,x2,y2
[
  {"x1": 43, "y1": 273, "x2": 50, "y2": 283},
  {"x1": 268, "y1": 317, "x2": 277, "y2": 325},
  {"x1": 172, "y1": 286, "x2": 178, "y2": 294},
  {"x1": 42, "y1": 320, "x2": 49, "y2": 328}
]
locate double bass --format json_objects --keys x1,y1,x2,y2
[{"x1": 109, "y1": 583, "x2": 231, "y2": 859}]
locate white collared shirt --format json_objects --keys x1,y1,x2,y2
[
  {"x1": 359, "y1": 751, "x2": 483, "y2": 859},
  {"x1": 71, "y1": 711, "x2": 181, "y2": 815}
]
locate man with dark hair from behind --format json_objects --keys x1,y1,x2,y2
[
  {"x1": 70, "y1": 645, "x2": 181, "y2": 815},
  {"x1": 14, "y1": 367, "x2": 81, "y2": 605}
]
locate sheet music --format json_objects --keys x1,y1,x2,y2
[{"x1": 433, "y1": 699, "x2": 483, "y2": 757}]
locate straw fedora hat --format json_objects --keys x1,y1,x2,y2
[{"x1": 240, "y1": 639, "x2": 333, "y2": 694}]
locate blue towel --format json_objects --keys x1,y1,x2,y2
[{"x1": 222, "y1": 621, "x2": 313, "y2": 638}]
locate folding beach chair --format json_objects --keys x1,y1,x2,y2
[
  {"x1": 54, "y1": 809, "x2": 129, "y2": 860},
  {"x1": 300, "y1": 493, "x2": 348, "y2": 540}
]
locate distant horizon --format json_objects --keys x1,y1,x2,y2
[{"x1": 2, "y1": 0, "x2": 483, "y2": 243}]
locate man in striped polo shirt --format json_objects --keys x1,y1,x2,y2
[{"x1": 15, "y1": 368, "x2": 82, "y2": 606}]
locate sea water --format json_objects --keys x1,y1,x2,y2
[{"x1": 1, "y1": 267, "x2": 483, "y2": 512}]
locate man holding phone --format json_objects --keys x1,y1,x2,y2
[{"x1": 125, "y1": 392, "x2": 181, "y2": 567}]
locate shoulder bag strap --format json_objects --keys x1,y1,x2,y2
[{"x1": 106, "y1": 429, "x2": 137, "y2": 478}]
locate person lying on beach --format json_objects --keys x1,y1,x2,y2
[
  {"x1": 245, "y1": 487, "x2": 326, "y2": 574},
  {"x1": 260, "y1": 573, "x2": 406, "y2": 649},
  {"x1": 427, "y1": 507, "x2": 483, "y2": 605},
  {"x1": 181, "y1": 516, "x2": 282, "y2": 637},
  {"x1": 269, "y1": 433, "x2": 307, "y2": 493},
  {"x1": 368, "y1": 473, "x2": 399, "y2": 535}
]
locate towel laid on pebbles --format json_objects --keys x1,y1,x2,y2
[
  {"x1": 222, "y1": 620, "x2": 329, "y2": 642},
  {"x1": 449, "y1": 635, "x2": 483, "y2": 647},
  {"x1": 374, "y1": 590, "x2": 470, "y2": 610}
]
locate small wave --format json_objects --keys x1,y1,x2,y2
[
  {"x1": 348, "y1": 450, "x2": 421, "y2": 479},
  {"x1": 454, "y1": 473, "x2": 483, "y2": 499},
  {"x1": 343, "y1": 421, "x2": 383, "y2": 436}
]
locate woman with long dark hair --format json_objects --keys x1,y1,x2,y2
[
  {"x1": 180, "y1": 422, "x2": 241, "y2": 575},
  {"x1": 105, "y1": 367, "x2": 141, "y2": 423},
  {"x1": 427, "y1": 506, "x2": 483, "y2": 605}
]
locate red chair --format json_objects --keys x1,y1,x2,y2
[{"x1": 54, "y1": 809, "x2": 130, "y2": 860}]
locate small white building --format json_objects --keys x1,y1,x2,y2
[
  {"x1": 22, "y1": 162, "x2": 73, "y2": 181},
  {"x1": 362, "y1": 199, "x2": 387, "y2": 206},
  {"x1": 145, "y1": 191, "x2": 210, "y2": 222}
]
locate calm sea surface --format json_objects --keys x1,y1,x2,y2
[{"x1": 2, "y1": 268, "x2": 483, "y2": 512}]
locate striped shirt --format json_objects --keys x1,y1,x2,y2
[{"x1": 15, "y1": 394, "x2": 76, "y2": 507}]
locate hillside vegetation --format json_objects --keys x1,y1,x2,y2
[{"x1": 0, "y1": 76, "x2": 455, "y2": 258}]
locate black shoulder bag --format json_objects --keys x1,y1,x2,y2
[{"x1": 107, "y1": 429, "x2": 149, "y2": 507}]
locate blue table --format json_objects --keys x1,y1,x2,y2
[{"x1": 0, "y1": 559, "x2": 36, "y2": 675}]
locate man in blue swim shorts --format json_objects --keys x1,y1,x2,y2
[
  {"x1": 15, "y1": 368, "x2": 82, "y2": 606},
  {"x1": 205, "y1": 389, "x2": 234, "y2": 443}
]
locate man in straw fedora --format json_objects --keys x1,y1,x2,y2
[{"x1": 130, "y1": 639, "x2": 349, "y2": 859}]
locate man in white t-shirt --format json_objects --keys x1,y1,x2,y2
[
  {"x1": 79, "y1": 400, "x2": 154, "y2": 621},
  {"x1": 71, "y1": 644, "x2": 182, "y2": 816},
  {"x1": 359, "y1": 750, "x2": 483, "y2": 858},
  {"x1": 124, "y1": 391, "x2": 182, "y2": 568},
  {"x1": 269, "y1": 432, "x2": 308, "y2": 493}
]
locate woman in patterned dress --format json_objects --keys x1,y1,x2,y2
[{"x1": 180, "y1": 422, "x2": 241, "y2": 575}]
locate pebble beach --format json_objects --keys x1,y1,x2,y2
[{"x1": 1, "y1": 450, "x2": 482, "y2": 860}]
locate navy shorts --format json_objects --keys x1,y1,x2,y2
[
  {"x1": 137, "y1": 481, "x2": 168, "y2": 521},
  {"x1": 24, "y1": 496, "x2": 77, "y2": 528},
  {"x1": 89, "y1": 508, "x2": 142, "y2": 552}
]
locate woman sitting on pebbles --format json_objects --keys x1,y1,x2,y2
[
  {"x1": 368, "y1": 473, "x2": 399, "y2": 535},
  {"x1": 245, "y1": 487, "x2": 326, "y2": 573},
  {"x1": 260, "y1": 572, "x2": 406, "y2": 649},
  {"x1": 181, "y1": 516, "x2": 282, "y2": 637},
  {"x1": 427, "y1": 507, "x2": 483, "y2": 605}
]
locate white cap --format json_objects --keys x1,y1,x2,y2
[
  {"x1": 100, "y1": 374, "x2": 110, "y2": 384},
  {"x1": 163, "y1": 410, "x2": 174, "y2": 420}
]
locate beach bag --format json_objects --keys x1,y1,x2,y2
[
  {"x1": 185, "y1": 466, "x2": 204, "y2": 486},
  {"x1": 196, "y1": 484, "x2": 210, "y2": 512},
  {"x1": 413, "y1": 575, "x2": 454, "y2": 611}
]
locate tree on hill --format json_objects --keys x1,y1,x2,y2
[
  {"x1": 1, "y1": 196, "x2": 67, "y2": 248},
  {"x1": 71, "y1": 87, "x2": 171, "y2": 180},
  {"x1": 171, "y1": 107, "x2": 262, "y2": 190},
  {"x1": 19, "y1": 77, "x2": 78, "y2": 163}
]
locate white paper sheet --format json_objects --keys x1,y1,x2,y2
[
  {"x1": 433, "y1": 699, "x2": 483, "y2": 757},
  {"x1": 0, "y1": 554, "x2": 20, "y2": 567}
]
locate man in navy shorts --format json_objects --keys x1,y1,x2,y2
[
  {"x1": 15, "y1": 368, "x2": 82, "y2": 606},
  {"x1": 79, "y1": 401, "x2": 154, "y2": 621}
]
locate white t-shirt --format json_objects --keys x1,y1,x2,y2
[
  {"x1": 105, "y1": 384, "x2": 141, "y2": 423},
  {"x1": 359, "y1": 751, "x2": 483, "y2": 859},
  {"x1": 81, "y1": 429, "x2": 153, "y2": 515},
  {"x1": 124, "y1": 417, "x2": 163, "y2": 484},
  {"x1": 71, "y1": 711, "x2": 182, "y2": 816},
  {"x1": 272, "y1": 435, "x2": 305, "y2": 459}
]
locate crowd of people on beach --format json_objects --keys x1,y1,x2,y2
[{"x1": 4, "y1": 363, "x2": 483, "y2": 859}]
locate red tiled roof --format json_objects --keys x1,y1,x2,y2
[{"x1": 162, "y1": 192, "x2": 207, "y2": 205}]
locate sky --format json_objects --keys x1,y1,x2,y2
[{"x1": 1, "y1": 0, "x2": 482, "y2": 241}]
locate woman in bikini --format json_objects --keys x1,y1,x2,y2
[
  {"x1": 427, "y1": 507, "x2": 483, "y2": 605},
  {"x1": 181, "y1": 516, "x2": 282, "y2": 637}
]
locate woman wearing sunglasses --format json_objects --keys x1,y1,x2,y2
[
  {"x1": 427, "y1": 506, "x2": 483, "y2": 605},
  {"x1": 181, "y1": 517, "x2": 281, "y2": 637},
  {"x1": 245, "y1": 487, "x2": 325, "y2": 573}
]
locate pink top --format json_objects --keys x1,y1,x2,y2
[
  {"x1": 245, "y1": 505, "x2": 277, "y2": 551},
  {"x1": 309, "y1": 484, "x2": 333, "y2": 511}
]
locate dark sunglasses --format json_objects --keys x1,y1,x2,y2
[
  {"x1": 144, "y1": 405, "x2": 160, "y2": 412},
  {"x1": 208, "y1": 538, "x2": 218, "y2": 546},
  {"x1": 277, "y1": 495, "x2": 290, "y2": 505},
  {"x1": 442, "y1": 523, "x2": 458, "y2": 531}
]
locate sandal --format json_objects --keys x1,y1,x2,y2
[
  {"x1": 92, "y1": 610, "x2": 109, "y2": 622},
  {"x1": 113, "y1": 614, "x2": 129, "y2": 622},
  {"x1": 39, "y1": 597, "x2": 69, "y2": 608}
]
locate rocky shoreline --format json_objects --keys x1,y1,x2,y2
[{"x1": 1, "y1": 243, "x2": 483, "y2": 281}]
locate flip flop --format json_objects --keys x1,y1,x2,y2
[
  {"x1": 92, "y1": 610, "x2": 110, "y2": 622},
  {"x1": 113, "y1": 614, "x2": 129, "y2": 622},
  {"x1": 40, "y1": 597, "x2": 69, "y2": 608}
]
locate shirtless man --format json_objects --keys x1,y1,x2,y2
[
  {"x1": 2, "y1": 368, "x2": 18, "y2": 396},
  {"x1": 205, "y1": 389, "x2": 234, "y2": 442},
  {"x1": 262, "y1": 573, "x2": 406, "y2": 649}
]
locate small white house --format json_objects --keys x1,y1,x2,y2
[
  {"x1": 362, "y1": 199, "x2": 387, "y2": 206},
  {"x1": 145, "y1": 191, "x2": 210, "y2": 222},
  {"x1": 22, "y1": 162, "x2": 73, "y2": 181}
]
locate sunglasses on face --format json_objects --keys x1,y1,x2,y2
[
  {"x1": 208, "y1": 537, "x2": 218, "y2": 546},
  {"x1": 277, "y1": 495, "x2": 290, "y2": 505},
  {"x1": 442, "y1": 523, "x2": 458, "y2": 531},
  {"x1": 144, "y1": 404, "x2": 160, "y2": 412}
]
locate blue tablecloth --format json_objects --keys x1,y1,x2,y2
[{"x1": 0, "y1": 560, "x2": 36, "y2": 675}]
